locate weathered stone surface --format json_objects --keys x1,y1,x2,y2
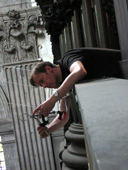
[
  {"x1": 62, "y1": 123, "x2": 88, "y2": 170},
  {"x1": 75, "y1": 78, "x2": 128, "y2": 170}
]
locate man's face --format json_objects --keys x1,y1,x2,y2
[{"x1": 32, "y1": 66, "x2": 59, "y2": 88}]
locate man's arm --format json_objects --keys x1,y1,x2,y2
[
  {"x1": 37, "y1": 96, "x2": 71, "y2": 138},
  {"x1": 57, "y1": 61, "x2": 87, "y2": 98},
  {"x1": 33, "y1": 61, "x2": 87, "y2": 118}
]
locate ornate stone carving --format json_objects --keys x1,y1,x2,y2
[
  {"x1": 36, "y1": 0, "x2": 82, "y2": 38},
  {"x1": 7, "y1": 10, "x2": 20, "y2": 20},
  {"x1": 0, "y1": 9, "x2": 43, "y2": 64}
]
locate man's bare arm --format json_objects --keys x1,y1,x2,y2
[
  {"x1": 37, "y1": 96, "x2": 71, "y2": 138},
  {"x1": 57, "y1": 61, "x2": 87, "y2": 98}
]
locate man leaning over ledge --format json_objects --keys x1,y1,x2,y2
[{"x1": 29, "y1": 48, "x2": 121, "y2": 138}]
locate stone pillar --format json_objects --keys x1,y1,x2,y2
[
  {"x1": 113, "y1": 0, "x2": 128, "y2": 79},
  {"x1": 93, "y1": 0, "x2": 109, "y2": 48},
  {"x1": 61, "y1": 123, "x2": 88, "y2": 170},
  {"x1": 0, "y1": 122, "x2": 20, "y2": 170}
]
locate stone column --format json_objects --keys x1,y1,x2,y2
[
  {"x1": 0, "y1": 122, "x2": 20, "y2": 170},
  {"x1": 113, "y1": 0, "x2": 128, "y2": 79},
  {"x1": 93, "y1": 0, "x2": 109, "y2": 48}
]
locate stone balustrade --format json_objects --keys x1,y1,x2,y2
[{"x1": 75, "y1": 78, "x2": 128, "y2": 170}]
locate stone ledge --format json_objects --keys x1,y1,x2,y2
[
  {"x1": 1, "y1": 140, "x2": 15, "y2": 145},
  {"x1": 75, "y1": 78, "x2": 128, "y2": 170}
]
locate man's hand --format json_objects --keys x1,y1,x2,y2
[
  {"x1": 37, "y1": 125, "x2": 49, "y2": 138},
  {"x1": 32, "y1": 98, "x2": 56, "y2": 118}
]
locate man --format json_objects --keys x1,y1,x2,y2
[
  {"x1": 30, "y1": 47, "x2": 119, "y2": 138},
  {"x1": 30, "y1": 48, "x2": 87, "y2": 138}
]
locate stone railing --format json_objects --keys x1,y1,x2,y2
[{"x1": 75, "y1": 78, "x2": 128, "y2": 170}]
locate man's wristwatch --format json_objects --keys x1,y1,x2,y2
[{"x1": 54, "y1": 90, "x2": 61, "y2": 100}]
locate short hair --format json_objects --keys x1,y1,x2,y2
[{"x1": 29, "y1": 61, "x2": 56, "y2": 86}]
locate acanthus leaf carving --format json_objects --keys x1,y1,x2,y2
[
  {"x1": 21, "y1": 43, "x2": 33, "y2": 51},
  {"x1": 10, "y1": 30, "x2": 23, "y2": 38},
  {"x1": 28, "y1": 29, "x2": 43, "y2": 35},
  {"x1": 0, "y1": 8, "x2": 43, "y2": 63},
  {"x1": 4, "y1": 46, "x2": 16, "y2": 53}
]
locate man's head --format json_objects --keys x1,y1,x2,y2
[{"x1": 30, "y1": 61, "x2": 60, "y2": 88}]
